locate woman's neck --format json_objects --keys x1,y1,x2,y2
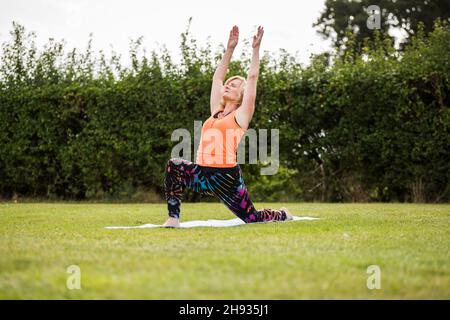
[{"x1": 222, "y1": 101, "x2": 240, "y2": 114}]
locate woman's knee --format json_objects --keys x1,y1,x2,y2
[
  {"x1": 168, "y1": 157, "x2": 190, "y2": 167},
  {"x1": 166, "y1": 158, "x2": 182, "y2": 170}
]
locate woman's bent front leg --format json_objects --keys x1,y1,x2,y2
[{"x1": 164, "y1": 157, "x2": 212, "y2": 219}]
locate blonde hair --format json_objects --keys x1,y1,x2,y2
[{"x1": 218, "y1": 75, "x2": 247, "y2": 110}]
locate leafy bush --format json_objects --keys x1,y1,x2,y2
[{"x1": 0, "y1": 20, "x2": 448, "y2": 203}]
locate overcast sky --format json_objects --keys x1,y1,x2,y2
[{"x1": 1, "y1": 0, "x2": 332, "y2": 67}]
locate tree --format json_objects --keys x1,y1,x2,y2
[{"x1": 314, "y1": 0, "x2": 450, "y2": 51}]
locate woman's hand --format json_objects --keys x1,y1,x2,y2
[
  {"x1": 252, "y1": 26, "x2": 264, "y2": 49},
  {"x1": 227, "y1": 25, "x2": 239, "y2": 50}
]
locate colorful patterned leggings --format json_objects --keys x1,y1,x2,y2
[{"x1": 164, "y1": 158, "x2": 287, "y2": 223}]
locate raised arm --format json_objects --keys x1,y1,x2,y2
[
  {"x1": 236, "y1": 26, "x2": 264, "y2": 130},
  {"x1": 210, "y1": 26, "x2": 239, "y2": 115}
]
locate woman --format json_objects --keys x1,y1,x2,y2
[{"x1": 163, "y1": 25, "x2": 292, "y2": 227}]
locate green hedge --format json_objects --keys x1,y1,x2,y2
[{"x1": 0, "y1": 20, "x2": 449, "y2": 202}]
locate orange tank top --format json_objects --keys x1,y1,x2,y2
[{"x1": 196, "y1": 107, "x2": 246, "y2": 167}]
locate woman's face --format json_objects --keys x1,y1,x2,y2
[{"x1": 223, "y1": 79, "x2": 242, "y2": 102}]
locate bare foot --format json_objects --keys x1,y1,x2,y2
[
  {"x1": 163, "y1": 217, "x2": 180, "y2": 228},
  {"x1": 280, "y1": 207, "x2": 293, "y2": 221}
]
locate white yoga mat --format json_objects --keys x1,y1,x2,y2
[{"x1": 105, "y1": 216, "x2": 319, "y2": 229}]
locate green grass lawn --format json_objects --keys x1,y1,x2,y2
[{"x1": 0, "y1": 202, "x2": 449, "y2": 299}]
